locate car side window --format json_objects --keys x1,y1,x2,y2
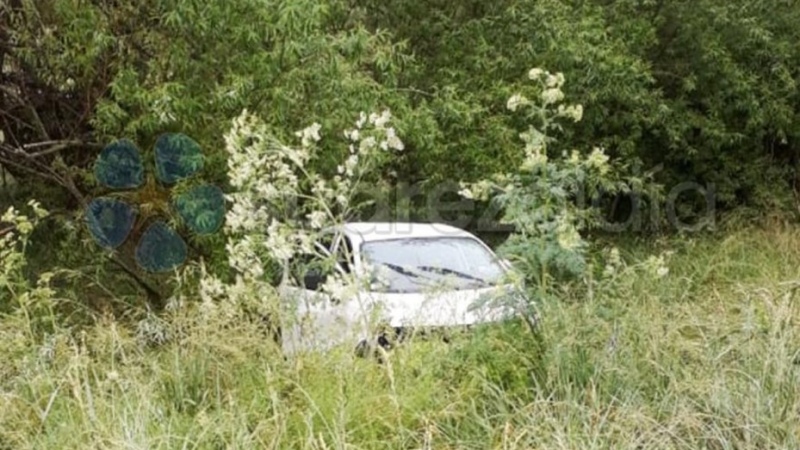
[
  {"x1": 288, "y1": 233, "x2": 335, "y2": 290},
  {"x1": 286, "y1": 231, "x2": 355, "y2": 290}
]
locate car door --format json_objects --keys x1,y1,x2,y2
[{"x1": 280, "y1": 230, "x2": 371, "y2": 354}]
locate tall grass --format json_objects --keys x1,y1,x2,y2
[{"x1": 2, "y1": 225, "x2": 800, "y2": 449}]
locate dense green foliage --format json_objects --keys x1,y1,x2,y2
[
  {"x1": 362, "y1": 0, "x2": 800, "y2": 211},
  {"x1": 3, "y1": 0, "x2": 799, "y2": 215}
]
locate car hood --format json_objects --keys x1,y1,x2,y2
[{"x1": 365, "y1": 283, "x2": 520, "y2": 328}]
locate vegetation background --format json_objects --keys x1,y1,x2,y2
[{"x1": 2, "y1": 0, "x2": 800, "y2": 448}]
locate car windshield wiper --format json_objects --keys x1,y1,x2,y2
[
  {"x1": 414, "y1": 265, "x2": 488, "y2": 286},
  {"x1": 373, "y1": 262, "x2": 440, "y2": 287},
  {"x1": 378, "y1": 262, "x2": 422, "y2": 278}
]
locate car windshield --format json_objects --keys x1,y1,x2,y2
[{"x1": 360, "y1": 236, "x2": 507, "y2": 293}]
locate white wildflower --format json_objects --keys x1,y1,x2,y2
[
  {"x1": 645, "y1": 255, "x2": 670, "y2": 278},
  {"x1": 344, "y1": 128, "x2": 360, "y2": 141},
  {"x1": 344, "y1": 154, "x2": 359, "y2": 176},
  {"x1": 558, "y1": 104, "x2": 584, "y2": 122},
  {"x1": 295, "y1": 232, "x2": 314, "y2": 254},
  {"x1": 522, "y1": 151, "x2": 547, "y2": 171},
  {"x1": 384, "y1": 127, "x2": 404, "y2": 151},
  {"x1": 265, "y1": 220, "x2": 294, "y2": 261},
  {"x1": 587, "y1": 147, "x2": 610, "y2": 174},
  {"x1": 541, "y1": 88, "x2": 564, "y2": 105},
  {"x1": 199, "y1": 275, "x2": 225, "y2": 302},
  {"x1": 461, "y1": 179, "x2": 494, "y2": 201},
  {"x1": 359, "y1": 136, "x2": 377, "y2": 154},
  {"x1": 307, "y1": 210, "x2": 327, "y2": 229},
  {"x1": 603, "y1": 247, "x2": 623, "y2": 277},
  {"x1": 356, "y1": 112, "x2": 367, "y2": 129},
  {"x1": 528, "y1": 68, "x2": 545, "y2": 80},
  {"x1": 295, "y1": 122, "x2": 322, "y2": 147},
  {"x1": 254, "y1": 182, "x2": 281, "y2": 201},
  {"x1": 458, "y1": 185, "x2": 474, "y2": 200},
  {"x1": 322, "y1": 276, "x2": 346, "y2": 298},
  {"x1": 568, "y1": 150, "x2": 581, "y2": 165},
  {"x1": 506, "y1": 94, "x2": 527, "y2": 112},
  {"x1": 336, "y1": 193, "x2": 348, "y2": 208},
  {"x1": 556, "y1": 218, "x2": 581, "y2": 251},
  {"x1": 568, "y1": 104, "x2": 583, "y2": 122},
  {"x1": 545, "y1": 72, "x2": 565, "y2": 88},
  {"x1": 16, "y1": 217, "x2": 33, "y2": 234},
  {"x1": 608, "y1": 247, "x2": 622, "y2": 266},
  {"x1": 2, "y1": 206, "x2": 18, "y2": 223},
  {"x1": 371, "y1": 109, "x2": 392, "y2": 129}
]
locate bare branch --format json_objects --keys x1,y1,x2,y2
[
  {"x1": 1, "y1": 139, "x2": 101, "y2": 159},
  {"x1": 0, "y1": 152, "x2": 64, "y2": 184}
]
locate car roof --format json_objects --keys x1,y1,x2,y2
[{"x1": 337, "y1": 222, "x2": 475, "y2": 243}]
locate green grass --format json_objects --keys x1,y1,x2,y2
[{"x1": 3, "y1": 225, "x2": 800, "y2": 449}]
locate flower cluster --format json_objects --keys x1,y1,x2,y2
[
  {"x1": 459, "y1": 68, "x2": 621, "y2": 290},
  {"x1": 1, "y1": 200, "x2": 56, "y2": 314},
  {"x1": 643, "y1": 253, "x2": 671, "y2": 279},
  {"x1": 196, "y1": 108, "x2": 404, "y2": 314},
  {"x1": 1, "y1": 201, "x2": 47, "y2": 274}
]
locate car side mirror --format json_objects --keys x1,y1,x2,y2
[{"x1": 302, "y1": 269, "x2": 327, "y2": 291}]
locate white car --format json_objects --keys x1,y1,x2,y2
[{"x1": 278, "y1": 222, "x2": 528, "y2": 356}]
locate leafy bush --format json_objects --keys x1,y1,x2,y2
[{"x1": 459, "y1": 68, "x2": 654, "y2": 318}]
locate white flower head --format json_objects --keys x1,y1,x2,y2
[
  {"x1": 459, "y1": 179, "x2": 494, "y2": 201},
  {"x1": 26, "y1": 199, "x2": 48, "y2": 219},
  {"x1": 645, "y1": 255, "x2": 670, "y2": 278},
  {"x1": 556, "y1": 218, "x2": 581, "y2": 251},
  {"x1": 359, "y1": 136, "x2": 377, "y2": 154},
  {"x1": 295, "y1": 122, "x2": 322, "y2": 147},
  {"x1": 199, "y1": 275, "x2": 225, "y2": 303},
  {"x1": 558, "y1": 104, "x2": 584, "y2": 122},
  {"x1": 384, "y1": 127, "x2": 404, "y2": 151},
  {"x1": 370, "y1": 109, "x2": 392, "y2": 129},
  {"x1": 344, "y1": 128, "x2": 360, "y2": 142},
  {"x1": 306, "y1": 210, "x2": 328, "y2": 229},
  {"x1": 507, "y1": 93, "x2": 528, "y2": 112},
  {"x1": 356, "y1": 112, "x2": 368, "y2": 129},
  {"x1": 343, "y1": 154, "x2": 359, "y2": 176},
  {"x1": 528, "y1": 68, "x2": 545, "y2": 80},
  {"x1": 541, "y1": 88, "x2": 564, "y2": 105},
  {"x1": 587, "y1": 147, "x2": 610, "y2": 174},
  {"x1": 545, "y1": 72, "x2": 565, "y2": 88},
  {"x1": 521, "y1": 151, "x2": 548, "y2": 171},
  {"x1": 458, "y1": 185, "x2": 474, "y2": 200},
  {"x1": 569, "y1": 104, "x2": 584, "y2": 122},
  {"x1": 321, "y1": 274, "x2": 359, "y2": 302},
  {"x1": 568, "y1": 150, "x2": 581, "y2": 165}
]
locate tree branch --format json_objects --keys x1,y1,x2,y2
[{"x1": 1, "y1": 139, "x2": 101, "y2": 159}]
